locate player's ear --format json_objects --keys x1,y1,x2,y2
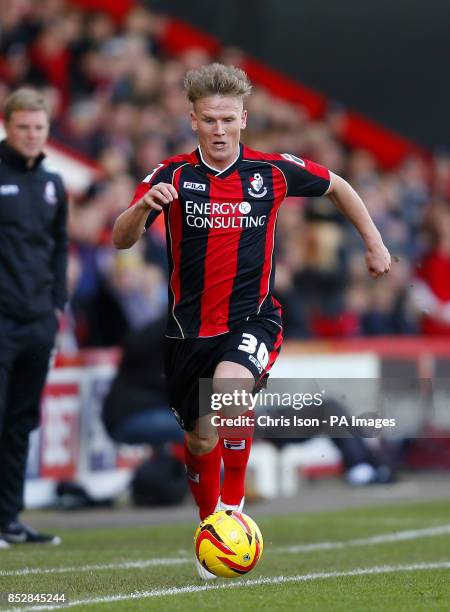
[
  {"x1": 241, "y1": 109, "x2": 247, "y2": 130},
  {"x1": 190, "y1": 110, "x2": 198, "y2": 132}
]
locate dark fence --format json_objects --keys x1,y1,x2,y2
[{"x1": 150, "y1": 0, "x2": 449, "y2": 150}]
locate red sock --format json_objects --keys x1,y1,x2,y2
[
  {"x1": 220, "y1": 437, "x2": 252, "y2": 505},
  {"x1": 184, "y1": 439, "x2": 222, "y2": 520}
]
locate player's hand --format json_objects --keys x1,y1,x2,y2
[
  {"x1": 139, "y1": 182, "x2": 178, "y2": 212},
  {"x1": 365, "y1": 241, "x2": 391, "y2": 278}
]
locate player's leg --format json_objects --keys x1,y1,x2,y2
[
  {"x1": 214, "y1": 319, "x2": 283, "y2": 510},
  {"x1": 164, "y1": 336, "x2": 224, "y2": 521},
  {"x1": 163, "y1": 336, "x2": 223, "y2": 580},
  {"x1": 184, "y1": 416, "x2": 221, "y2": 520},
  {"x1": 213, "y1": 361, "x2": 254, "y2": 510},
  {"x1": 184, "y1": 417, "x2": 224, "y2": 581}
]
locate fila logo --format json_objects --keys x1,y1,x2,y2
[
  {"x1": 184, "y1": 181, "x2": 206, "y2": 192},
  {"x1": 223, "y1": 439, "x2": 246, "y2": 450},
  {"x1": 0, "y1": 184, "x2": 19, "y2": 195},
  {"x1": 248, "y1": 173, "x2": 267, "y2": 198}
]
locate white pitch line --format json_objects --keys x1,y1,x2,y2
[
  {"x1": 2, "y1": 523, "x2": 450, "y2": 578},
  {"x1": 278, "y1": 523, "x2": 450, "y2": 553},
  {"x1": 5, "y1": 561, "x2": 450, "y2": 612},
  {"x1": 0, "y1": 557, "x2": 189, "y2": 577}
]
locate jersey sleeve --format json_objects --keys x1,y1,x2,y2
[
  {"x1": 273, "y1": 153, "x2": 330, "y2": 197},
  {"x1": 128, "y1": 161, "x2": 173, "y2": 229}
]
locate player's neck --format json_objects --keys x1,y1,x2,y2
[{"x1": 198, "y1": 145, "x2": 240, "y2": 174}]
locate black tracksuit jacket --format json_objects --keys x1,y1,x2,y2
[{"x1": 0, "y1": 140, "x2": 68, "y2": 321}]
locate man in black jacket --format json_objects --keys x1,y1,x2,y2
[{"x1": 0, "y1": 88, "x2": 68, "y2": 547}]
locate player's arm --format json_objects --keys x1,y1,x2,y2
[
  {"x1": 326, "y1": 172, "x2": 391, "y2": 278},
  {"x1": 112, "y1": 182, "x2": 178, "y2": 249}
]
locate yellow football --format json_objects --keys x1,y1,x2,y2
[{"x1": 194, "y1": 510, "x2": 263, "y2": 578}]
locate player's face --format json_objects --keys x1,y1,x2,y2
[
  {"x1": 191, "y1": 95, "x2": 247, "y2": 170},
  {"x1": 5, "y1": 110, "x2": 50, "y2": 161}
]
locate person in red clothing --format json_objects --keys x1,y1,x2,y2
[
  {"x1": 412, "y1": 200, "x2": 450, "y2": 334},
  {"x1": 112, "y1": 63, "x2": 391, "y2": 579}
]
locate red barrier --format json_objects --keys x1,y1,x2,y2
[{"x1": 282, "y1": 336, "x2": 450, "y2": 358}]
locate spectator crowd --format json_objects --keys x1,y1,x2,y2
[{"x1": 2, "y1": 0, "x2": 450, "y2": 348}]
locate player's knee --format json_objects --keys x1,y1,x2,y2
[
  {"x1": 213, "y1": 361, "x2": 254, "y2": 397},
  {"x1": 214, "y1": 360, "x2": 254, "y2": 381},
  {"x1": 185, "y1": 431, "x2": 218, "y2": 455}
]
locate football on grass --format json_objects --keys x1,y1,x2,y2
[{"x1": 194, "y1": 510, "x2": 263, "y2": 578}]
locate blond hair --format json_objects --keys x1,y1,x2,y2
[
  {"x1": 4, "y1": 88, "x2": 50, "y2": 122},
  {"x1": 184, "y1": 63, "x2": 252, "y2": 103}
]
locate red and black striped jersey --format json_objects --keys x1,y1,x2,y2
[{"x1": 128, "y1": 144, "x2": 330, "y2": 338}]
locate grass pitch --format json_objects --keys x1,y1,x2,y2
[{"x1": 1, "y1": 500, "x2": 449, "y2": 611}]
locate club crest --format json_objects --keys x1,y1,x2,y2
[
  {"x1": 248, "y1": 173, "x2": 267, "y2": 198},
  {"x1": 44, "y1": 181, "x2": 57, "y2": 205}
]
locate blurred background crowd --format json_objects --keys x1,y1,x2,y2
[{"x1": 1, "y1": 0, "x2": 450, "y2": 349}]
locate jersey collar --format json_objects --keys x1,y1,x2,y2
[
  {"x1": 196, "y1": 143, "x2": 243, "y2": 178},
  {"x1": 0, "y1": 139, "x2": 45, "y2": 172}
]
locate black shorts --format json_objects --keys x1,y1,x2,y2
[{"x1": 164, "y1": 316, "x2": 283, "y2": 431}]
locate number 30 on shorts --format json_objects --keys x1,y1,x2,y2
[{"x1": 237, "y1": 333, "x2": 269, "y2": 368}]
